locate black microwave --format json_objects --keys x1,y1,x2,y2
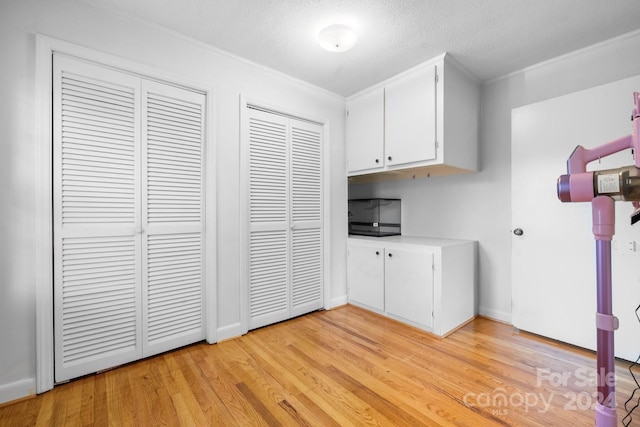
[{"x1": 348, "y1": 198, "x2": 401, "y2": 237}]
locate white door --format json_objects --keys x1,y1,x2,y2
[
  {"x1": 141, "y1": 80, "x2": 206, "y2": 357},
  {"x1": 511, "y1": 76, "x2": 640, "y2": 361},
  {"x1": 289, "y1": 121, "x2": 324, "y2": 318},
  {"x1": 53, "y1": 55, "x2": 206, "y2": 382},
  {"x1": 245, "y1": 107, "x2": 323, "y2": 330}
]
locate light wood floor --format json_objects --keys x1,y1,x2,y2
[{"x1": 2, "y1": 305, "x2": 640, "y2": 426}]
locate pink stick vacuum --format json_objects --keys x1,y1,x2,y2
[{"x1": 557, "y1": 92, "x2": 640, "y2": 426}]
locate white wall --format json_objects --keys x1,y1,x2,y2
[
  {"x1": 0, "y1": 0, "x2": 347, "y2": 403},
  {"x1": 350, "y1": 30, "x2": 640, "y2": 322}
]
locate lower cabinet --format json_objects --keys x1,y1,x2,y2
[
  {"x1": 347, "y1": 235, "x2": 476, "y2": 336},
  {"x1": 384, "y1": 246, "x2": 434, "y2": 328},
  {"x1": 346, "y1": 243, "x2": 385, "y2": 311}
]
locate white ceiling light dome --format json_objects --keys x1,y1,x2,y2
[{"x1": 318, "y1": 24, "x2": 358, "y2": 52}]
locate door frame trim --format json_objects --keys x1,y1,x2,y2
[{"x1": 35, "y1": 34, "x2": 217, "y2": 393}]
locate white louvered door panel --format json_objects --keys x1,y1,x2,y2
[
  {"x1": 247, "y1": 109, "x2": 290, "y2": 329},
  {"x1": 142, "y1": 81, "x2": 205, "y2": 356},
  {"x1": 54, "y1": 56, "x2": 207, "y2": 382},
  {"x1": 290, "y1": 121, "x2": 323, "y2": 317},
  {"x1": 245, "y1": 107, "x2": 323, "y2": 330},
  {"x1": 53, "y1": 56, "x2": 143, "y2": 382}
]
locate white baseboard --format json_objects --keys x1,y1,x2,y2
[
  {"x1": 478, "y1": 306, "x2": 512, "y2": 324},
  {"x1": 0, "y1": 377, "x2": 36, "y2": 405},
  {"x1": 216, "y1": 322, "x2": 243, "y2": 342},
  {"x1": 329, "y1": 294, "x2": 348, "y2": 309}
]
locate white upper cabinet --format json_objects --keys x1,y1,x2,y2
[
  {"x1": 384, "y1": 64, "x2": 437, "y2": 167},
  {"x1": 346, "y1": 87, "x2": 384, "y2": 173},
  {"x1": 346, "y1": 53, "x2": 479, "y2": 183}
]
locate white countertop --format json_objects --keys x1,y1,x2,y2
[{"x1": 347, "y1": 234, "x2": 475, "y2": 247}]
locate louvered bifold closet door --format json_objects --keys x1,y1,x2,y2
[
  {"x1": 53, "y1": 56, "x2": 143, "y2": 382},
  {"x1": 141, "y1": 81, "x2": 206, "y2": 356},
  {"x1": 290, "y1": 120, "x2": 323, "y2": 317},
  {"x1": 247, "y1": 109, "x2": 290, "y2": 330},
  {"x1": 53, "y1": 55, "x2": 207, "y2": 382},
  {"x1": 246, "y1": 107, "x2": 324, "y2": 331}
]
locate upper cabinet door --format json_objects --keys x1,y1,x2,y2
[
  {"x1": 384, "y1": 64, "x2": 437, "y2": 167},
  {"x1": 346, "y1": 87, "x2": 384, "y2": 173}
]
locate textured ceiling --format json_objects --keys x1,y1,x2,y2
[{"x1": 84, "y1": 0, "x2": 640, "y2": 96}]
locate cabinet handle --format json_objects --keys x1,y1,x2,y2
[
  {"x1": 375, "y1": 251, "x2": 379, "y2": 255},
  {"x1": 375, "y1": 158, "x2": 379, "y2": 164},
  {"x1": 388, "y1": 253, "x2": 393, "y2": 258},
  {"x1": 388, "y1": 156, "x2": 392, "y2": 161}
]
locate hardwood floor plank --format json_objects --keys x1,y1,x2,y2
[
  {"x1": 299, "y1": 316, "x2": 507, "y2": 426},
  {"x1": 105, "y1": 363, "x2": 137, "y2": 427},
  {"x1": 9, "y1": 398, "x2": 40, "y2": 427},
  {"x1": 324, "y1": 364, "x2": 429, "y2": 427},
  {"x1": 172, "y1": 347, "x2": 238, "y2": 425},
  {"x1": 78, "y1": 377, "x2": 96, "y2": 427},
  {"x1": 2, "y1": 305, "x2": 639, "y2": 426},
  {"x1": 235, "y1": 382, "x2": 281, "y2": 426},
  {"x1": 196, "y1": 343, "x2": 269, "y2": 426},
  {"x1": 34, "y1": 388, "x2": 53, "y2": 426},
  {"x1": 279, "y1": 393, "x2": 342, "y2": 427},
  {"x1": 185, "y1": 345, "x2": 247, "y2": 425},
  {"x1": 162, "y1": 353, "x2": 210, "y2": 426},
  {"x1": 141, "y1": 356, "x2": 182, "y2": 426}
]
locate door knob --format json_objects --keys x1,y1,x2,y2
[{"x1": 513, "y1": 228, "x2": 524, "y2": 236}]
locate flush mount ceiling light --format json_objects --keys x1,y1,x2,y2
[{"x1": 318, "y1": 24, "x2": 358, "y2": 53}]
